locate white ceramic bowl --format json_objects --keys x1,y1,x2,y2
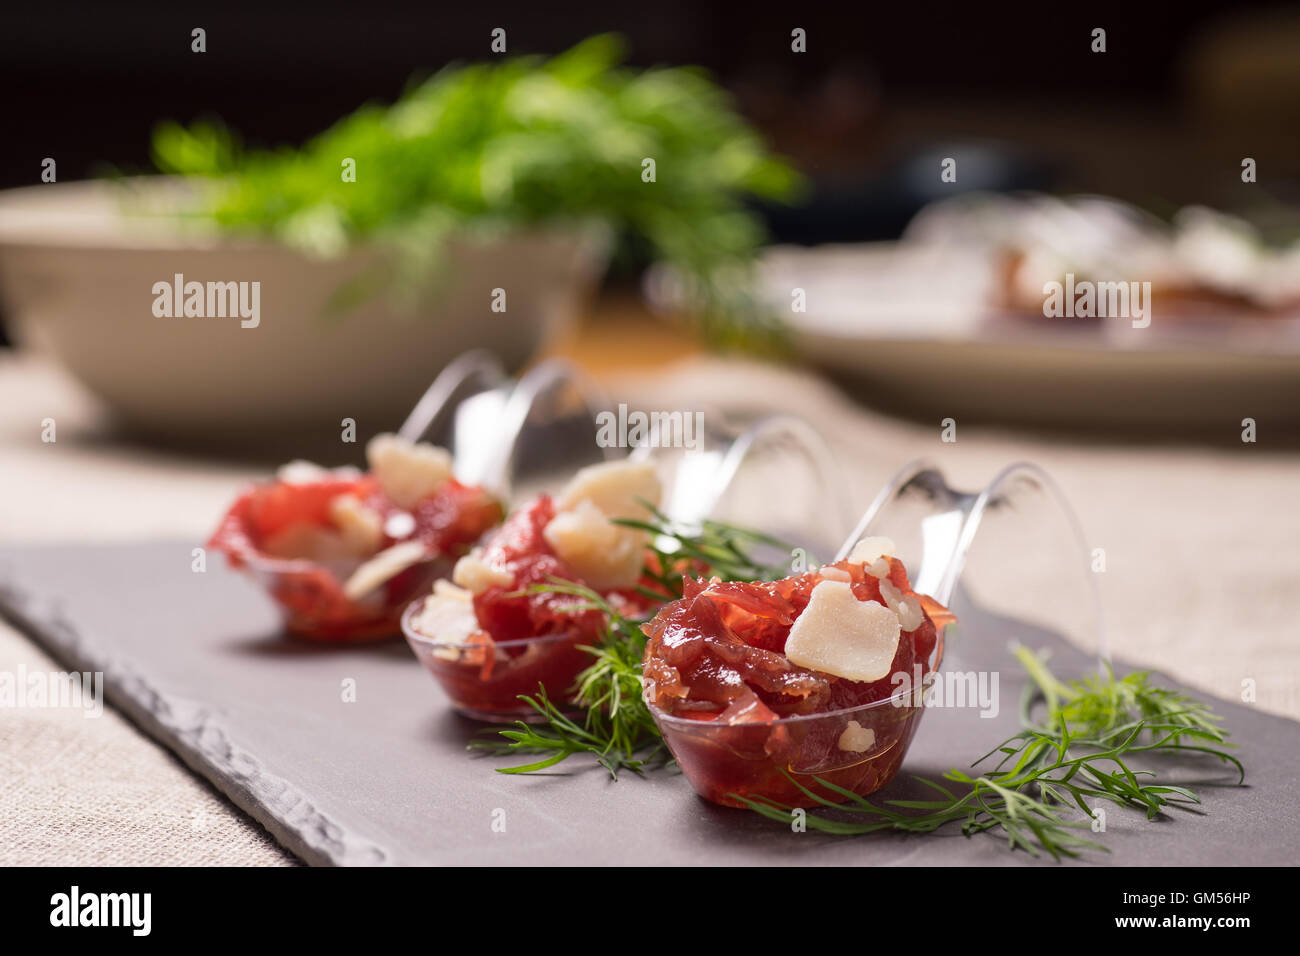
[{"x1": 0, "y1": 179, "x2": 608, "y2": 440}]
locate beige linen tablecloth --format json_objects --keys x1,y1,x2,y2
[{"x1": 3, "y1": 353, "x2": 1297, "y2": 865}]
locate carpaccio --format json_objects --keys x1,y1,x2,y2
[
  {"x1": 210, "y1": 445, "x2": 502, "y2": 642},
  {"x1": 643, "y1": 550, "x2": 954, "y2": 807},
  {"x1": 470, "y1": 496, "x2": 611, "y2": 645},
  {"x1": 405, "y1": 460, "x2": 663, "y2": 720}
]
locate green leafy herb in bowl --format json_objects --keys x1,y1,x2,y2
[{"x1": 152, "y1": 34, "x2": 801, "y2": 347}]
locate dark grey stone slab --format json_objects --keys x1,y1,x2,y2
[{"x1": 2, "y1": 541, "x2": 1296, "y2": 866}]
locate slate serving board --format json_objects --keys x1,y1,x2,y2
[{"x1": 2, "y1": 541, "x2": 1296, "y2": 866}]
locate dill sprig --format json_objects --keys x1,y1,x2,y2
[
  {"x1": 472, "y1": 580, "x2": 665, "y2": 777},
  {"x1": 617, "y1": 503, "x2": 795, "y2": 602},
  {"x1": 472, "y1": 513, "x2": 791, "y2": 776},
  {"x1": 734, "y1": 645, "x2": 1244, "y2": 859}
]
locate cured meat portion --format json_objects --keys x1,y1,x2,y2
[
  {"x1": 643, "y1": 556, "x2": 943, "y2": 720},
  {"x1": 209, "y1": 465, "x2": 501, "y2": 642},
  {"x1": 469, "y1": 496, "x2": 605, "y2": 644},
  {"x1": 406, "y1": 461, "x2": 666, "y2": 719},
  {"x1": 644, "y1": 550, "x2": 953, "y2": 808}
]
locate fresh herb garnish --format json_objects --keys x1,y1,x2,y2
[
  {"x1": 476, "y1": 580, "x2": 665, "y2": 777},
  {"x1": 617, "y1": 502, "x2": 795, "y2": 602},
  {"x1": 471, "y1": 512, "x2": 793, "y2": 775},
  {"x1": 149, "y1": 34, "x2": 801, "y2": 348},
  {"x1": 734, "y1": 645, "x2": 1244, "y2": 859}
]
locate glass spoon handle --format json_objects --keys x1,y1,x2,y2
[{"x1": 837, "y1": 459, "x2": 1107, "y2": 665}]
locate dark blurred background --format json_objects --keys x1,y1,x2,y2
[{"x1": 4, "y1": 0, "x2": 1300, "y2": 344}]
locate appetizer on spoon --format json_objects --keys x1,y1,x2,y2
[
  {"x1": 208, "y1": 351, "x2": 610, "y2": 642},
  {"x1": 209, "y1": 434, "x2": 501, "y2": 641},
  {"x1": 644, "y1": 536, "x2": 953, "y2": 807},
  {"x1": 402, "y1": 459, "x2": 663, "y2": 720}
]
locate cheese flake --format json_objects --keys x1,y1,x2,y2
[
  {"x1": 341, "y1": 540, "x2": 427, "y2": 600},
  {"x1": 865, "y1": 556, "x2": 892, "y2": 579},
  {"x1": 543, "y1": 498, "x2": 645, "y2": 590},
  {"x1": 366, "y1": 433, "x2": 453, "y2": 510},
  {"x1": 783, "y1": 580, "x2": 901, "y2": 682},
  {"x1": 557, "y1": 459, "x2": 661, "y2": 520},
  {"x1": 848, "y1": 536, "x2": 895, "y2": 565},
  {"x1": 453, "y1": 551, "x2": 514, "y2": 593},
  {"x1": 328, "y1": 494, "x2": 384, "y2": 555},
  {"x1": 837, "y1": 720, "x2": 878, "y2": 753},
  {"x1": 412, "y1": 581, "x2": 483, "y2": 659},
  {"x1": 879, "y1": 578, "x2": 925, "y2": 632}
]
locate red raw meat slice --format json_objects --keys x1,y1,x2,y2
[
  {"x1": 209, "y1": 473, "x2": 501, "y2": 641},
  {"x1": 643, "y1": 556, "x2": 949, "y2": 720}
]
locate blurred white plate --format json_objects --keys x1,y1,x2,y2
[{"x1": 649, "y1": 242, "x2": 1300, "y2": 430}]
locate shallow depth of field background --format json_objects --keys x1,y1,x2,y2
[{"x1": 4, "y1": 1, "x2": 1298, "y2": 346}]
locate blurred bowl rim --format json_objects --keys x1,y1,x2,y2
[{"x1": 0, "y1": 176, "x2": 611, "y2": 256}]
